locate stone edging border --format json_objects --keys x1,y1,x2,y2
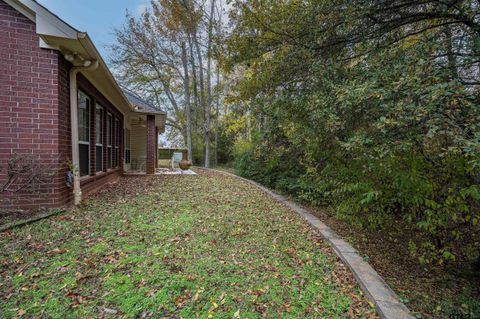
[
  {"x1": 0, "y1": 209, "x2": 65, "y2": 233},
  {"x1": 198, "y1": 168, "x2": 414, "y2": 319}
]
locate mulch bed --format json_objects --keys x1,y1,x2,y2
[{"x1": 302, "y1": 204, "x2": 480, "y2": 319}]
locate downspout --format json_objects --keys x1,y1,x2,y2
[{"x1": 68, "y1": 59, "x2": 99, "y2": 205}]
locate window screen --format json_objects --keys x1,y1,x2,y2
[{"x1": 77, "y1": 91, "x2": 90, "y2": 176}]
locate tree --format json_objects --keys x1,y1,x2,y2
[
  {"x1": 181, "y1": 41, "x2": 193, "y2": 162},
  {"x1": 112, "y1": 0, "x2": 225, "y2": 166},
  {"x1": 223, "y1": 0, "x2": 480, "y2": 267},
  {"x1": 111, "y1": 8, "x2": 185, "y2": 137}
]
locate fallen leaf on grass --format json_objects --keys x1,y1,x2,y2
[
  {"x1": 76, "y1": 275, "x2": 93, "y2": 285},
  {"x1": 65, "y1": 292, "x2": 93, "y2": 307},
  {"x1": 174, "y1": 295, "x2": 188, "y2": 307},
  {"x1": 186, "y1": 274, "x2": 196, "y2": 281},
  {"x1": 102, "y1": 255, "x2": 118, "y2": 264},
  {"x1": 100, "y1": 307, "x2": 118, "y2": 315},
  {"x1": 46, "y1": 248, "x2": 67, "y2": 255},
  {"x1": 192, "y1": 292, "x2": 200, "y2": 302}
]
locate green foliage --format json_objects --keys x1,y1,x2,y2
[
  {"x1": 191, "y1": 132, "x2": 205, "y2": 165},
  {"x1": 234, "y1": 132, "x2": 306, "y2": 195},
  {"x1": 225, "y1": 0, "x2": 480, "y2": 267}
]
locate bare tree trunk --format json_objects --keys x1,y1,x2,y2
[
  {"x1": 214, "y1": 0, "x2": 222, "y2": 167},
  {"x1": 214, "y1": 66, "x2": 220, "y2": 166},
  {"x1": 204, "y1": 0, "x2": 216, "y2": 168},
  {"x1": 188, "y1": 34, "x2": 199, "y2": 136},
  {"x1": 192, "y1": 33, "x2": 206, "y2": 166},
  {"x1": 181, "y1": 41, "x2": 193, "y2": 162}
]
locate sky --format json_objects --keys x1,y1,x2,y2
[
  {"x1": 36, "y1": 0, "x2": 179, "y2": 146},
  {"x1": 37, "y1": 0, "x2": 149, "y2": 59}
]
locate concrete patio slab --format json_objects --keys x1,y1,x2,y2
[
  {"x1": 156, "y1": 168, "x2": 197, "y2": 175},
  {"x1": 125, "y1": 169, "x2": 198, "y2": 176}
]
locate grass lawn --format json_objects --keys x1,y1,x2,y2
[{"x1": 0, "y1": 171, "x2": 377, "y2": 318}]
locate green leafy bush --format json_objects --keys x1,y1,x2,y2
[
  {"x1": 224, "y1": 1, "x2": 480, "y2": 269},
  {"x1": 229, "y1": 44, "x2": 480, "y2": 268}
]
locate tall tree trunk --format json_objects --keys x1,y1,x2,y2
[
  {"x1": 192, "y1": 33, "x2": 206, "y2": 166},
  {"x1": 181, "y1": 41, "x2": 193, "y2": 162},
  {"x1": 204, "y1": 0, "x2": 216, "y2": 168},
  {"x1": 188, "y1": 34, "x2": 199, "y2": 136},
  {"x1": 213, "y1": 0, "x2": 222, "y2": 167},
  {"x1": 214, "y1": 66, "x2": 220, "y2": 166}
]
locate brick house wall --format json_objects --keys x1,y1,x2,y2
[
  {"x1": 0, "y1": 0, "x2": 72, "y2": 211},
  {"x1": 0, "y1": 0, "x2": 144, "y2": 212}
]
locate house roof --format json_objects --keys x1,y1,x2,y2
[
  {"x1": 5, "y1": 0, "x2": 166, "y2": 121},
  {"x1": 122, "y1": 89, "x2": 166, "y2": 115}
]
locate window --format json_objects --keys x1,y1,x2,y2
[
  {"x1": 95, "y1": 106, "x2": 103, "y2": 172},
  {"x1": 125, "y1": 128, "x2": 131, "y2": 164},
  {"x1": 115, "y1": 118, "x2": 120, "y2": 167},
  {"x1": 78, "y1": 91, "x2": 90, "y2": 177},
  {"x1": 107, "y1": 112, "x2": 113, "y2": 169}
]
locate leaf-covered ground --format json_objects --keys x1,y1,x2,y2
[{"x1": 0, "y1": 171, "x2": 377, "y2": 318}]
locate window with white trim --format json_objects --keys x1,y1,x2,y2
[
  {"x1": 115, "y1": 118, "x2": 120, "y2": 167},
  {"x1": 107, "y1": 112, "x2": 113, "y2": 169},
  {"x1": 78, "y1": 91, "x2": 90, "y2": 177},
  {"x1": 95, "y1": 105, "x2": 103, "y2": 172}
]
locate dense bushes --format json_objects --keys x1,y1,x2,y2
[
  {"x1": 234, "y1": 132, "x2": 480, "y2": 268},
  {"x1": 234, "y1": 133, "x2": 306, "y2": 195},
  {"x1": 225, "y1": 0, "x2": 480, "y2": 269},
  {"x1": 230, "y1": 48, "x2": 480, "y2": 269}
]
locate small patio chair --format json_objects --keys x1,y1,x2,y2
[{"x1": 171, "y1": 152, "x2": 183, "y2": 169}]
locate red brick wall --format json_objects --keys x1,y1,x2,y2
[
  {"x1": 0, "y1": 1, "x2": 130, "y2": 211},
  {"x1": 81, "y1": 170, "x2": 121, "y2": 198},
  {"x1": 0, "y1": 0, "x2": 71, "y2": 211},
  {"x1": 56, "y1": 55, "x2": 73, "y2": 206}
]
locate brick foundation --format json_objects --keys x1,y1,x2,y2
[{"x1": 81, "y1": 169, "x2": 122, "y2": 198}]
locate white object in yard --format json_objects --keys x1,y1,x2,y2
[
  {"x1": 171, "y1": 152, "x2": 183, "y2": 169},
  {"x1": 156, "y1": 168, "x2": 197, "y2": 175}
]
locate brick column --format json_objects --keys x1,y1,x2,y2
[{"x1": 146, "y1": 115, "x2": 156, "y2": 174}]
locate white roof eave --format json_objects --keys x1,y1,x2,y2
[
  {"x1": 5, "y1": 0, "x2": 79, "y2": 38},
  {"x1": 7, "y1": 0, "x2": 136, "y2": 115},
  {"x1": 77, "y1": 34, "x2": 133, "y2": 114}
]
